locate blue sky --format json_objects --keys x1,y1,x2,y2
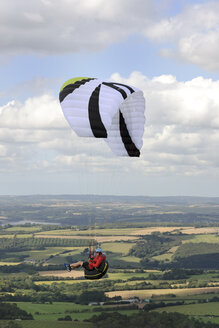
[{"x1": 1, "y1": 0, "x2": 219, "y2": 196}]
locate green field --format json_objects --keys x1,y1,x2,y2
[
  {"x1": 11, "y1": 320, "x2": 92, "y2": 328},
  {"x1": 154, "y1": 302, "x2": 219, "y2": 324},
  {"x1": 184, "y1": 234, "x2": 219, "y2": 244},
  {"x1": 35, "y1": 226, "x2": 187, "y2": 237},
  {"x1": 5, "y1": 226, "x2": 42, "y2": 233},
  {"x1": 12, "y1": 302, "x2": 139, "y2": 322},
  {"x1": 101, "y1": 242, "x2": 135, "y2": 255},
  {"x1": 14, "y1": 302, "x2": 92, "y2": 321},
  {"x1": 58, "y1": 247, "x2": 86, "y2": 255},
  {"x1": 6, "y1": 247, "x2": 74, "y2": 262},
  {"x1": 152, "y1": 252, "x2": 173, "y2": 261},
  {"x1": 188, "y1": 272, "x2": 219, "y2": 281},
  {"x1": 121, "y1": 255, "x2": 141, "y2": 263},
  {"x1": 107, "y1": 271, "x2": 151, "y2": 280},
  {"x1": 151, "y1": 234, "x2": 219, "y2": 263},
  {"x1": 28, "y1": 247, "x2": 71, "y2": 261},
  {"x1": 36, "y1": 228, "x2": 136, "y2": 236}
]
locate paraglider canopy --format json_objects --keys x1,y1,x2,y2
[{"x1": 59, "y1": 77, "x2": 146, "y2": 157}]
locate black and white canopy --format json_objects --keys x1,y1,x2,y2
[{"x1": 59, "y1": 77, "x2": 146, "y2": 157}]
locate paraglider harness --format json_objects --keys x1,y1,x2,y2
[{"x1": 83, "y1": 243, "x2": 109, "y2": 280}]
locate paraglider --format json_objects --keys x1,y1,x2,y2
[
  {"x1": 65, "y1": 247, "x2": 109, "y2": 280},
  {"x1": 59, "y1": 77, "x2": 146, "y2": 157},
  {"x1": 60, "y1": 76, "x2": 145, "y2": 280}
]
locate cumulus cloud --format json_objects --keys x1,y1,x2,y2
[
  {"x1": 0, "y1": 94, "x2": 112, "y2": 173},
  {"x1": 144, "y1": 1, "x2": 219, "y2": 71},
  {"x1": 0, "y1": 95, "x2": 63, "y2": 129},
  {"x1": 1, "y1": 0, "x2": 156, "y2": 55},
  {"x1": 110, "y1": 71, "x2": 219, "y2": 176},
  {"x1": 1, "y1": 72, "x2": 219, "y2": 178},
  {"x1": 2, "y1": 1, "x2": 219, "y2": 72}
]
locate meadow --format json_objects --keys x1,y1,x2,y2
[
  {"x1": 154, "y1": 302, "x2": 219, "y2": 324},
  {"x1": 13, "y1": 301, "x2": 139, "y2": 320},
  {"x1": 14, "y1": 302, "x2": 94, "y2": 321}
]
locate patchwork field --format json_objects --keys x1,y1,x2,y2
[
  {"x1": 35, "y1": 234, "x2": 139, "y2": 242},
  {"x1": 105, "y1": 287, "x2": 219, "y2": 299},
  {"x1": 34, "y1": 226, "x2": 187, "y2": 237},
  {"x1": 1, "y1": 219, "x2": 219, "y2": 326}
]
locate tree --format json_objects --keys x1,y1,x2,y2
[
  {"x1": 58, "y1": 315, "x2": 72, "y2": 321},
  {"x1": 0, "y1": 302, "x2": 33, "y2": 320},
  {"x1": 77, "y1": 291, "x2": 107, "y2": 304}
]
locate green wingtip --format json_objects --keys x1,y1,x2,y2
[{"x1": 60, "y1": 77, "x2": 92, "y2": 92}]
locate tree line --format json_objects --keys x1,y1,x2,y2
[
  {"x1": 0, "y1": 302, "x2": 33, "y2": 320},
  {"x1": 87, "y1": 311, "x2": 219, "y2": 328},
  {"x1": 129, "y1": 234, "x2": 219, "y2": 270},
  {"x1": 0, "y1": 237, "x2": 89, "y2": 251}
]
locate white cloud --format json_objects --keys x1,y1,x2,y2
[
  {"x1": 0, "y1": 95, "x2": 63, "y2": 129},
  {"x1": 110, "y1": 71, "x2": 219, "y2": 175},
  {"x1": 0, "y1": 94, "x2": 112, "y2": 173},
  {"x1": 144, "y1": 1, "x2": 219, "y2": 71},
  {"x1": 1, "y1": 72, "x2": 219, "y2": 177},
  {"x1": 1, "y1": 0, "x2": 156, "y2": 55},
  {"x1": 2, "y1": 1, "x2": 218, "y2": 72}
]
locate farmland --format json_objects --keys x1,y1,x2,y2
[
  {"x1": 0, "y1": 195, "x2": 219, "y2": 327},
  {"x1": 105, "y1": 287, "x2": 219, "y2": 299},
  {"x1": 9, "y1": 301, "x2": 139, "y2": 321},
  {"x1": 154, "y1": 302, "x2": 219, "y2": 324},
  {"x1": 1, "y1": 194, "x2": 219, "y2": 226}
]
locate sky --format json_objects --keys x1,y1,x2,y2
[{"x1": 1, "y1": 0, "x2": 219, "y2": 197}]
